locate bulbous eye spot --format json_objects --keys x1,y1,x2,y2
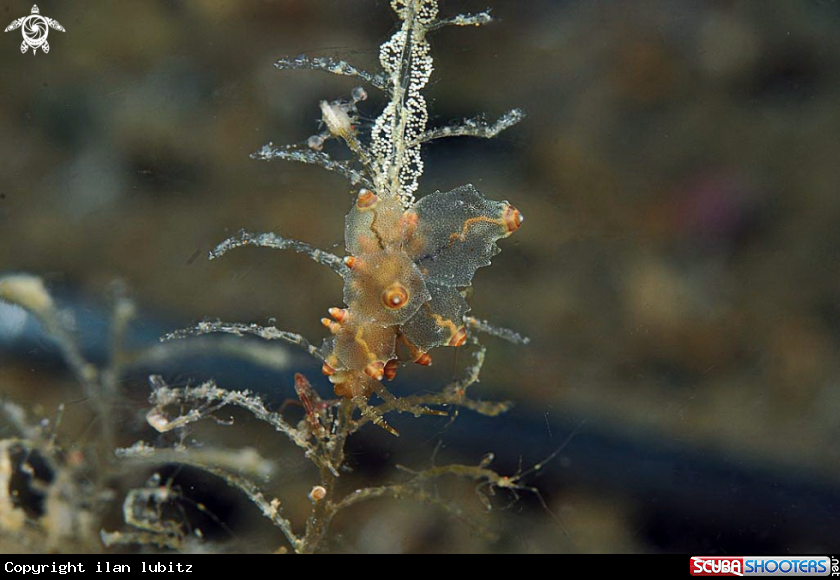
[
  {"x1": 382, "y1": 283, "x2": 409, "y2": 309},
  {"x1": 503, "y1": 205, "x2": 523, "y2": 233}
]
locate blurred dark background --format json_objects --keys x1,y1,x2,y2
[{"x1": 2, "y1": 0, "x2": 840, "y2": 553}]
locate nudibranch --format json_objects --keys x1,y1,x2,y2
[{"x1": 322, "y1": 184, "x2": 523, "y2": 399}]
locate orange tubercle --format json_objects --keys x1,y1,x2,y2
[
  {"x1": 364, "y1": 361, "x2": 385, "y2": 381},
  {"x1": 356, "y1": 188, "x2": 379, "y2": 209},
  {"x1": 321, "y1": 317, "x2": 341, "y2": 334},
  {"x1": 448, "y1": 327, "x2": 468, "y2": 347},
  {"x1": 399, "y1": 210, "x2": 419, "y2": 233},
  {"x1": 503, "y1": 204, "x2": 524, "y2": 233},
  {"x1": 343, "y1": 256, "x2": 356, "y2": 269},
  {"x1": 328, "y1": 307, "x2": 348, "y2": 323},
  {"x1": 384, "y1": 359, "x2": 399, "y2": 381},
  {"x1": 414, "y1": 352, "x2": 432, "y2": 366},
  {"x1": 321, "y1": 361, "x2": 336, "y2": 376},
  {"x1": 381, "y1": 283, "x2": 409, "y2": 310},
  {"x1": 401, "y1": 211, "x2": 419, "y2": 226}
]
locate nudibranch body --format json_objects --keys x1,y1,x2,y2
[{"x1": 322, "y1": 183, "x2": 522, "y2": 399}]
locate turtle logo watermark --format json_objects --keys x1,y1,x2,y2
[{"x1": 5, "y1": 5, "x2": 65, "y2": 55}]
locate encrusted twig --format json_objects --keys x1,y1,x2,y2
[
  {"x1": 275, "y1": 56, "x2": 387, "y2": 91},
  {"x1": 210, "y1": 229, "x2": 349, "y2": 277},
  {"x1": 464, "y1": 315, "x2": 531, "y2": 345},
  {"x1": 353, "y1": 341, "x2": 510, "y2": 431},
  {"x1": 251, "y1": 143, "x2": 373, "y2": 189},
  {"x1": 409, "y1": 109, "x2": 526, "y2": 147},
  {"x1": 201, "y1": 467, "x2": 301, "y2": 552},
  {"x1": 146, "y1": 376, "x2": 318, "y2": 454},
  {"x1": 426, "y1": 10, "x2": 494, "y2": 32},
  {"x1": 162, "y1": 320, "x2": 324, "y2": 361}
]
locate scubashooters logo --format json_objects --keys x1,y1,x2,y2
[
  {"x1": 691, "y1": 556, "x2": 837, "y2": 576},
  {"x1": 4, "y1": 5, "x2": 65, "y2": 55}
]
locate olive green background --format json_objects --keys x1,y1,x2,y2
[{"x1": 2, "y1": 0, "x2": 840, "y2": 553}]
